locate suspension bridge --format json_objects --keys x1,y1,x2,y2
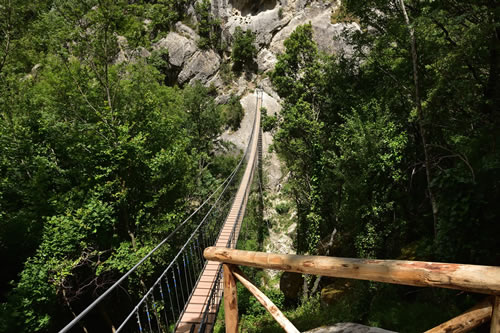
[{"x1": 58, "y1": 90, "x2": 263, "y2": 333}]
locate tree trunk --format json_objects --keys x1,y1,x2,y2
[
  {"x1": 99, "y1": 305, "x2": 116, "y2": 333},
  {"x1": 311, "y1": 228, "x2": 337, "y2": 295},
  {"x1": 399, "y1": 0, "x2": 439, "y2": 236},
  {"x1": 63, "y1": 289, "x2": 89, "y2": 333}
]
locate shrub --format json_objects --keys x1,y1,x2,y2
[
  {"x1": 195, "y1": 0, "x2": 221, "y2": 49},
  {"x1": 231, "y1": 26, "x2": 257, "y2": 71},
  {"x1": 275, "y1": 202, "x2": 291, "y2": 215},
  {"x1": 261, "y1": 107, "x2": 277, "y2": 132},
  {"x1": 220, "y1": 94, "x2": 244, "y2": 131}
]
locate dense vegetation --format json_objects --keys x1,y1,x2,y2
[
  {"x1": 231, "y1": 27, "x2": 257, "y2": 71},
  {"x1": 261, "y1": 1, "x2": 500, "y2": 330},
  {"x1": 0, "y1": 1, "x2": 241, "y2": 332},
  {"x1": 1, "y1": 0, "x2": 499, "y2": 332}
]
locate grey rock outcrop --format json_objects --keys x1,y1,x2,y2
[
  {"x1": 146, "y1": 0, "x2": 356, "y2": 88},
  {"x1": 257, "y1": 48, "x2": 277, "y2": 73},
  {"x1": 175, "y1": 22, "x2": 199, "y2": 41},
  {"x1": 305, "y1": 323, "x2": 397, "y2": 333},
  {"x1": 226, "y1": 7, "x2": 290, "y2": 47},
  {"x1": 178, "y1": 50, "x2": 221, "y2": 84},
  {"x1": 269, "y1": 4, "x2": 351, "y2": 55},
  {"x1": 115, "y1": 35, "x2": 151, "y2": 64},
  {"x1": 154, "y1": 32, "x2": 197, "y2": 67}
]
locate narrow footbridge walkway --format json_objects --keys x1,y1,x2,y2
[{"x1": 176, "y1": 91, "x2": 262, "y2": 332}]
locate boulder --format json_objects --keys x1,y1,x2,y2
[
  {"x1": 154, "y1": 32, "x2": 197, "y2": 67},
  {"x1": 178, "y1": 50, "x2": 221, "y2": 84},
  {"x1": 257, "y1": 48, "x2": 277, "y2": 73},
  {"x1": 305, "y1": 323, "x2": 397, "y2": 333}
]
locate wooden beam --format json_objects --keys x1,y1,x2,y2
[
  {"x1": 231, "y1": 267, "x2": 300, "y2": 333},
  {"x1": 204, "y1": 247, "x2": 500, "y2": 295},
  {"x1": 425, "y1": 297, "x2": 493, "y2": 333},
  {"x1": 491, "y1": 297, "x2": 500, "y2": 333},
  {"x1": 223, "y1": 264, "x2": 238, "y2": 333}
]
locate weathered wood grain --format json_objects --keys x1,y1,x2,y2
[
  {"x1": 204, "y1": 247, "x2": 500, "y2": 295},
  {"x1": 231, "y1": 266, "x2": 300, "y2": 333},
  {"x1": 223, "y1": 264, "x2": 238, "y2": 333}
]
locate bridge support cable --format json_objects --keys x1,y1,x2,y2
[{"x1": 114, "y1": 158, "x2": 244, "y2": 332}]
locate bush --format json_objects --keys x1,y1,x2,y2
[
  {"x1": 220, "y1": 94, "x2": 244, "y2": 131},
  {"x1": 231, "y1": 26, "x2": 257, "y2": 71},
  {"x1": 275, "y1": 202, "x2": 290, "y2": 215},
  {"x1": 261, "y1": 107, "x2": 277, "y2": 132}
]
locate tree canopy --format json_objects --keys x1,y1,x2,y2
[{"x1": 0, "y1": 1, "x2": 236, "y2": 332}]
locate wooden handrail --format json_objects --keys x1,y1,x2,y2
[
  {"x1": 209, "y1": 247, "x2": 500, "y2": 333},
  {"x1": 205, "y1": 247, "x2": 500, "y2": 295}
]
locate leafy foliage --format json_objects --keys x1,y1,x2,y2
[
  {"x1": 270, "y1": 2, "x2": 500, "y2": 328},
  {"x1": 231, "y1": 27, "x2": 257, "y2": 71},
  {"x1": 195, "y1": 0, "x2": 221, "y2": 50},
  {"x1": 0, "y1": 2, "x2": 232, "y2": 332},
  {"x1": 220, "y1": 94, "x2": 245, "y2": 131}
]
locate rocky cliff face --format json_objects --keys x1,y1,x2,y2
[{"x1": 153, "y1": 0, "x2": 357, "y2": 90}]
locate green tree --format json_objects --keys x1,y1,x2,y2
[
  {"x1": 0, "y1": 2, "x2": 231, "y2": 331},
  {"x1": 231, "y1": 27, "x2": 257, "y2": 71},
  {"x1": 220, "y1": 94, "x2": 244, "y2": 131},
  {"x1": 195, "y1": 0, "x2": 221, "y2": 50}
]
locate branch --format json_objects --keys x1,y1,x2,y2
[{"x1": 427, "y1": 144, "x2": 475, "y2": 182}]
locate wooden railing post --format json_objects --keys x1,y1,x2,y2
[
  {"x1": 491, "y1": 297, "x2": 500, "y2": 333},
  {"x1": 232, "y1": 267, "x2": 300, "y2": 333},
  {"x1": 223, "y1": 264, "x2": 238, "y2": 333}
]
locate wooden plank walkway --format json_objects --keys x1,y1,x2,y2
[{"x1": 175, "y1": 91, "x2": 262, "y2": 333}]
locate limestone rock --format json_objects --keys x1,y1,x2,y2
[
  {"x1": 115, "y1": 35, "x2": 151, "y2": 64},
  {"x1": 269, "y1": 3, "x2": 356, "y2": 56},
  {"x1": 221, "y1": 93, "x2": 256, "y2": 150},
  {"x1": 257, "y1": 48, "x2": 277, "y2": 73},
  {"x1": 175, "y1": 22, "x2": 198, "y2": 41},
  {"x1": 226, "y1": 7, "x2": 290, "y2": 47},
  {"x1": 206, "y1": 71, "x2": 225, "y2": 90},
  {"x1": 305, "y1": 323, "x2": 397, "y2": 333},
  {"x1": 229, "y1": 0, "x2": 278, "y2": 16},
  {"x1": 154, "y1": 32, "x2": 197, "y2": 67},
  {"x1": 259, "y1": 77, "x2": 281, "y2": 100},
  {"x1": 178, "y1": 50, "x2": 221, "y2": 84}
]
